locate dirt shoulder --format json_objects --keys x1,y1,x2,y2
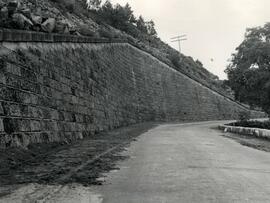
[
  {"x1": 221, "y1": 132, "x2": 270, "y2": 153},
  {"x1": 0, "y1": 122, "x2": 157, "y2": 196}
]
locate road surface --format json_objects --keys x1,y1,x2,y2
[{"x1": 2, "y1": 121, "x2": 270, "y2": 202}]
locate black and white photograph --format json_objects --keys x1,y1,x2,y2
[{"x1": 0, "y1": 0, "x2": 270, "y2": 202}]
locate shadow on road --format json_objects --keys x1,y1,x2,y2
[{"x1": 0, "y1": 123, "x2": 157, "y2": 193}]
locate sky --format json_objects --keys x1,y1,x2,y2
[{"x1": 110, "y1": 0, "x2": 270, "y2": 79}]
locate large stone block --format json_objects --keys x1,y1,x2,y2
[
  {"x1": 2, "y1": 118, "x2": 19, "y2": 134},
  {"x1": 18, "y1": 119, "x2": 31, "y2": 132},
  {"x1": 30, "y1": 120, "x2": 41, "y2": 131},
  {"x1": 0, "y1": 118, "x2": 4, "y2": 132},
  {"x1": 6, "y1": 104, "x2": 21, "y2": 116},
  {"x1": 0, "y1": 74, "x2": 6, "y2": 85},
  {"x1": 0, "y1": 103, "x2": 4, "y2": 115}
]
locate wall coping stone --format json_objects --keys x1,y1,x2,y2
[
  {"x1": 219, "y1": 124, "x2": 270, "y2": 139},
  {"x1": 0, "y1": 29, "x2": 127, "y2": 43}
]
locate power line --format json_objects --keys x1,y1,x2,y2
[{"x1": 171, "y1": 34, "x2": 187, "y2": 54}]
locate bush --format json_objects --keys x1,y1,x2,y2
[
  {"x1": 98, "y1": 28, "x2": 116, "y2": 39},
  {"x1": 77, "y1": 24, "x2": 97, "y2": 37},
  {"x1": 229, "y1": 120, "x2": 270, "y2": 130},
  {"x1": 124, "y1": 24, "x2": 140, "y2": 38},
  {"x1": 168, "y1": 52, "x2": 180, "y2": 68},
  {"x1": 65, "y1": 4, "x2": 75, "y2": 12},
  {"x1": 238, "y1": 111, "x2": 251, "y2": 122}
]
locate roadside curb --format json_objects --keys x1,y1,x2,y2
[{"x1": 219, "y1": 125, "x2": 270, "y2": 139}]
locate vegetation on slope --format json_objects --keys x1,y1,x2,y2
[{"x1": 0, "y1": 0, "x2": 233, "y2": 98}]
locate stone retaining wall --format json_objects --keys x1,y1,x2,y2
[{"x1": 0, "y1": 29, "x2": 265, "y2": 148}]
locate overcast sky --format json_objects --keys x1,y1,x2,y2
[{"x1": 110, "y1": 0, "x2": 270, "y2": 79}]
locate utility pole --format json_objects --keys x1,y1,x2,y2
[{"x1": 171, "y1": 35, "x2": 187, "y2": 54}]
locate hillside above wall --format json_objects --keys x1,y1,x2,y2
[{"x1": 0, "y1": 0, "x2": 234, "y2": 98}]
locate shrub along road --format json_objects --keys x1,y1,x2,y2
[{"x1": 1, "y1": 121, "x2": 270, "y2": 202}]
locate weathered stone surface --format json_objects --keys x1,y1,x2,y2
[
  {"x1": 0, "y1": 0, "x2": 92, "y2": 36},
  {"x1": 41, "y1": 18, "x2": 56, "y2": 33},
  {"x1": 55, "y1": 20, "x2": 69, "y2": 34},
  {"x1": 19, "y1": 8, "x2": 31, "y2": 18},
  {"x1": 0, "y1": 103, "x2": 4, "y2": 116},
  {"x1": 12, "y1": 13, "x2": 33, "y2": 29},
  {"x1": 0, "y1": 118, "x2": 4, "y2": 132},
  {"x1": 31, "y1": 14, "x2": 42, "y2": 25},
  {"x1": 0, "y1": 42, "x2": 265, "y2": 148}
]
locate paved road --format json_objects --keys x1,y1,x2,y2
[
  {"x1": 2, "y1": 121, "x2": 270, "y2": 202},
  {"x1": 97, "y1": 121, "x2": 270, "y2": 203}
]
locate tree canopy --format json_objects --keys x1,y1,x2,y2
[
  {"x1": 136, "y1": 16, "x2": 157, "y2": 37},
  {"x1": 88, "y1": 0, "x2": 157, "y2": 38},
  {"x1": 225, "y1": 23, "x2": 270, "y2": 115},
  {"x1": 86, "y1": 0, "x2": 102, "y2": 10}
]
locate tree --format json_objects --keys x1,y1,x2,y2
[
  {"x1": 226, "y1": 22, "x2": 270, "y2": 115},
  {"x1": 195, "y1": 59, "x2": 203, "y2": 67},
  {"x1": 136, "y1": 16, "x2": 157, "y2": 37},
  {"x1": 168, "y1": 50, "x2": 181, "y2": 68},
  {"x1": 122, "y1": 3, "x2": 136, "y2": 24},
  {"x1": 86, "y1": 0, "x2": 102, "y2": 10},
  {"x1": 99, "y1": 0, "x2": 114, "y2": 20},
  {"x1": 99, "y1": 2, "x2": 136, "y2": 31},
  {"x1": 145, "y1": 20, "x2": 157, "y2": 37},
  {"x1": 136, "y1": 16, "x2": 147, "y2": 33},
  {"x1": 96, "y1": 1, "x2": 157, "y2": 38}
]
